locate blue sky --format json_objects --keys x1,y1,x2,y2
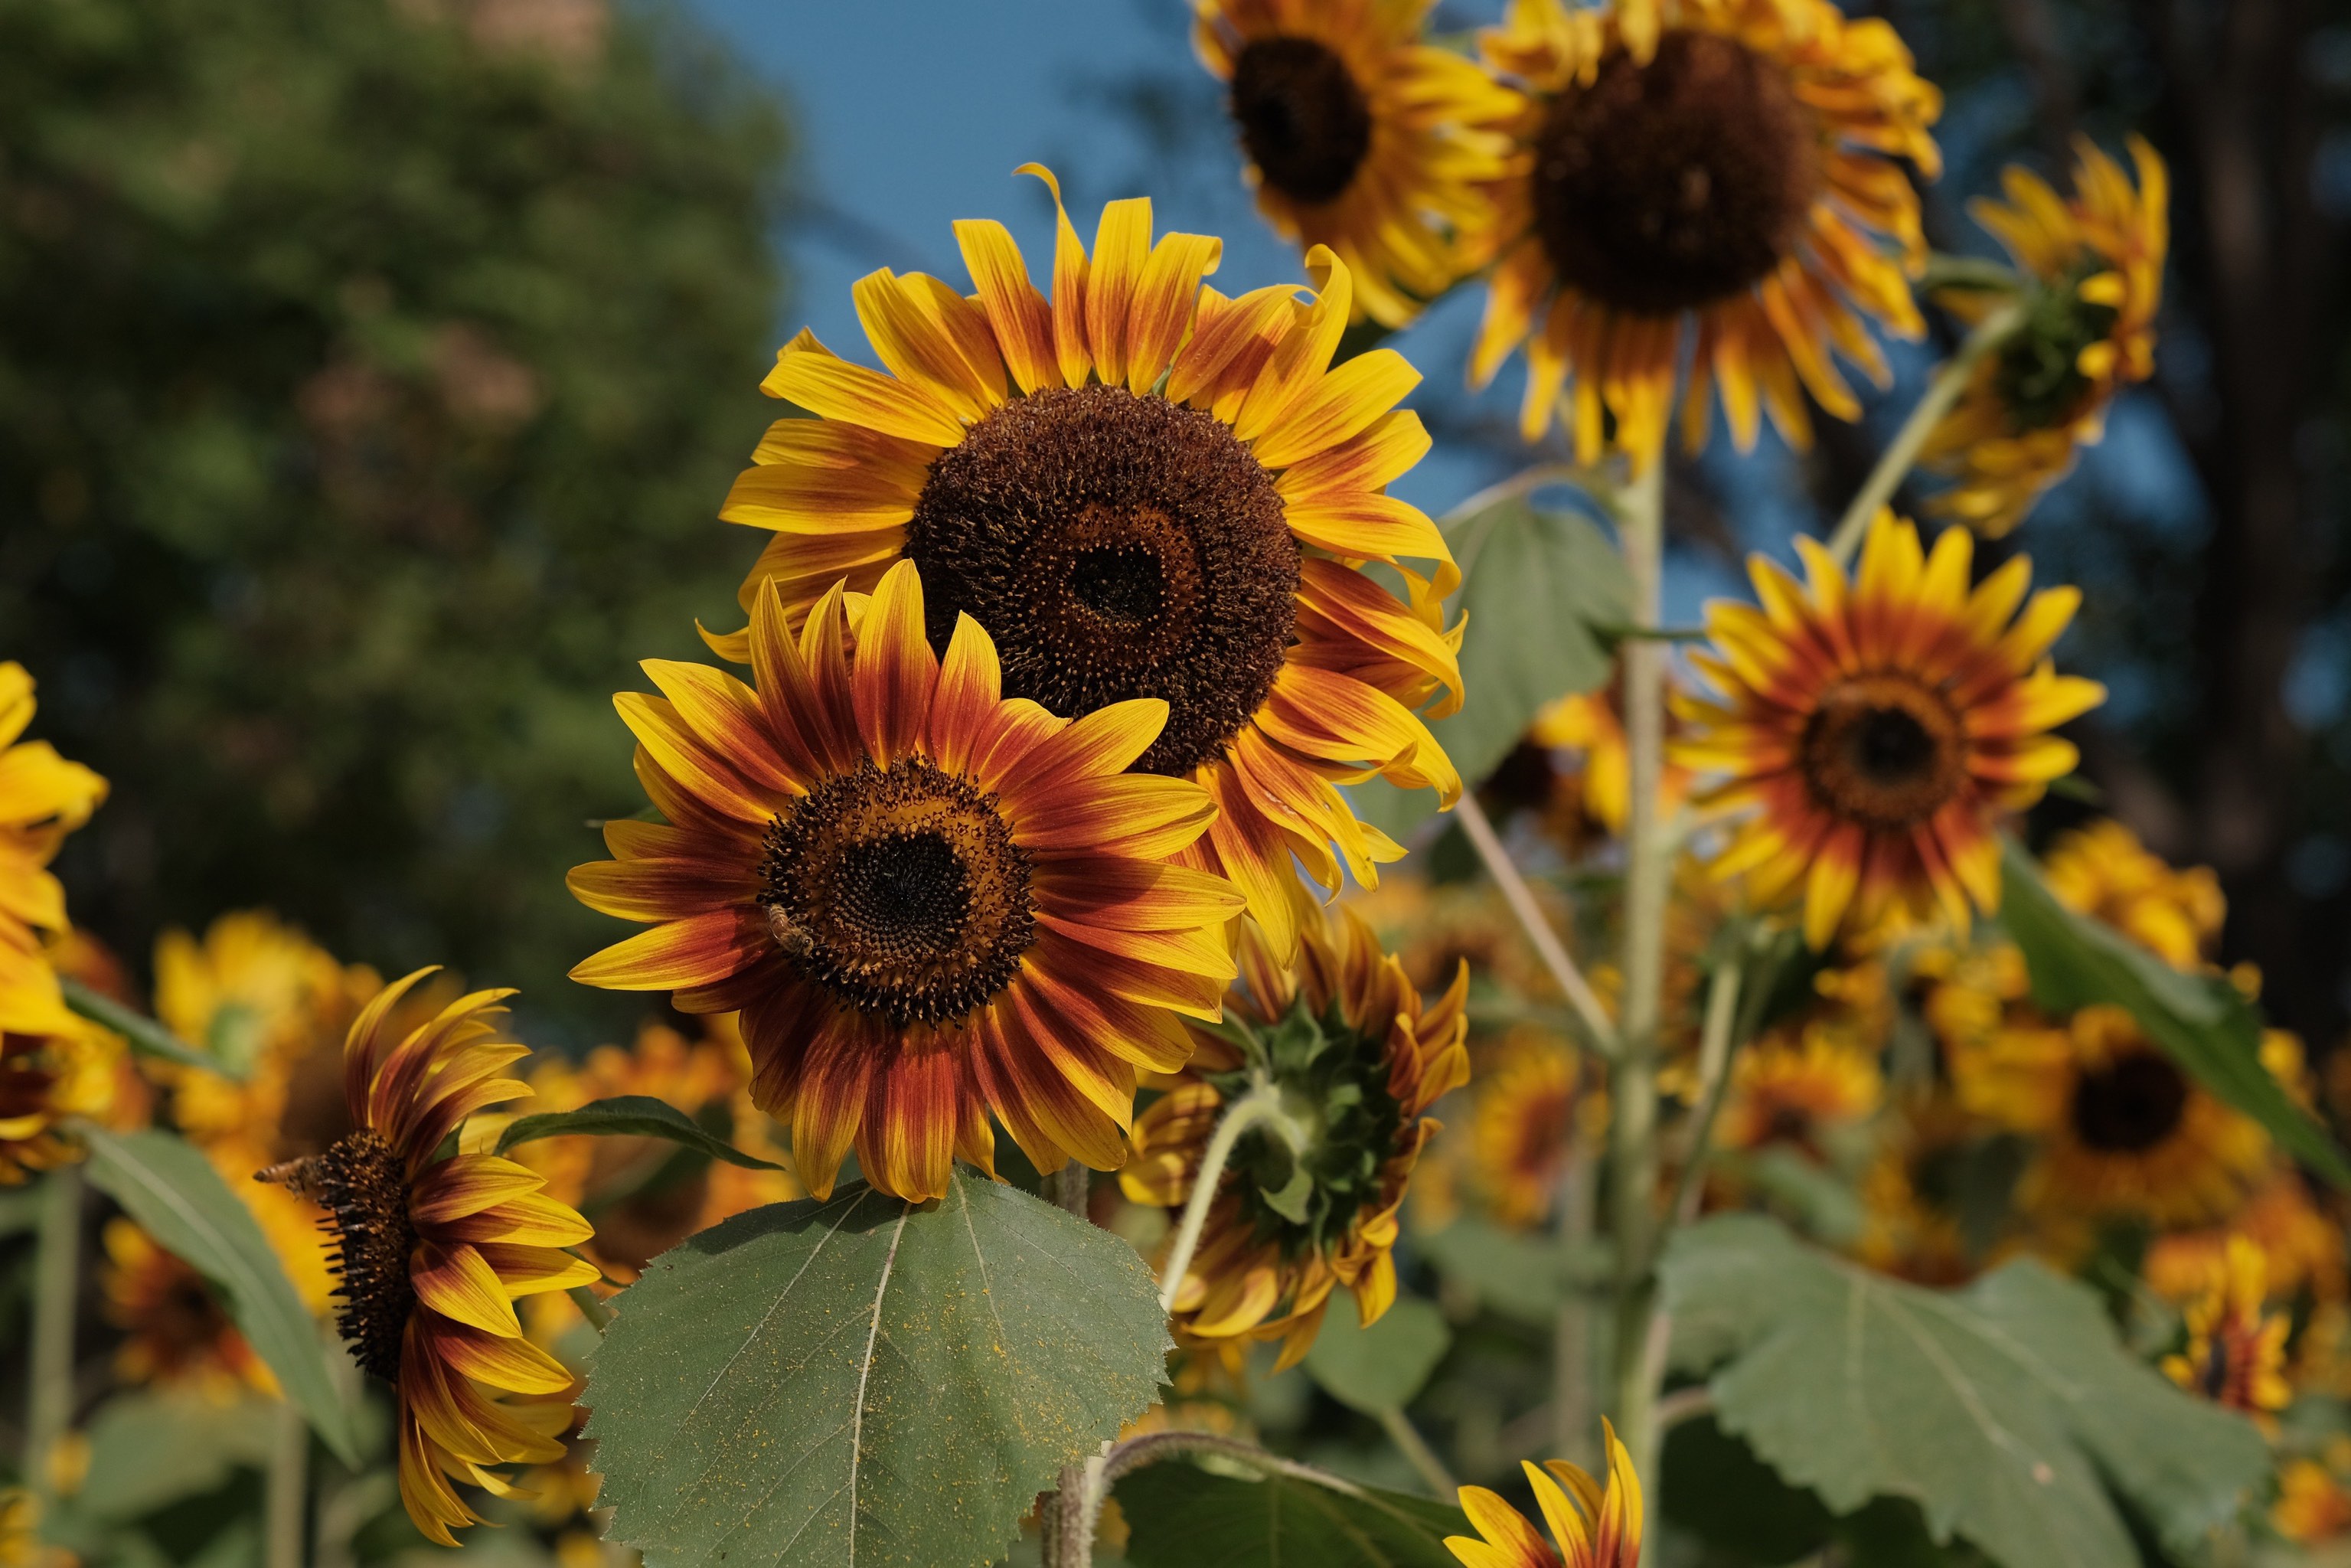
[{"x1": 680, "y1": 0, "x2": 1516, "y2": 520}]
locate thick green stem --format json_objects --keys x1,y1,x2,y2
[
  {"x1": 1050, "y1": 1158, "x2": 1090, "y2": 1219},
  {"x1": 1041, "y1": 1161, "x2": 1096, "y2": 1566},
  {"x1": 1455, "y1": 793, "x2": 1618, "y2": 1056},
  {"x1": 1665, "y1": 959, "x2": 1749, "y2": 1231},
  {"x1": 1377, "y1": 1406, "x2": 1458, "y2": 1498},
  {"x1": 1155, "y1": 1092, "x2": 1300, "y2": 1313},
  {"x1": 1824, "y1": 300, "x2": 2029, "y2": 567},
  {"x1": 24, "y1": 1164, "x2": 80, "y2": 1512},
  {"x1": 265, "y1": 1397, "x2": 309, "y2": 1568},
  {"x1": 1549, "y1": 1141, "x2": 1597, "y2": 1467},
  {"x1": 1607, "y1": 456, "x2": 1670, "y2": 1524}
]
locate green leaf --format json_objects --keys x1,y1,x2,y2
[
  {"x1": 587, "y1": 1170, "x2": 1171, "y2": 1567},
  {"x1": 60, "y1": 978, "x2": 227, "y2": 1076},
  {"x1": 1116, "y1": 1460, "x2": 1467, "y2": 1568},
  {"x1": 1662, "y1": 1214, "x2": 2269, "y2": 1568},
  {"x1": 1997, "y1": 840, "x2": 2351, "y2": 1186},
  {"x1": 494, "y1": 1093, "x2": 786, "y2": 1170},
  {"x1": 79, "y1": 1128, "x2": 364, "y2": 1465},
  {"x1": 1302, "y1": 1294, "x2": 1451, "y2": 1415},
  {"x1": 1352, "y1": 496, "x2": 1631, "y2": 844},
  {"x1": 1415, "y1": 1213, "x2": 1613, "y2": 1325},
  {"x1": 73, "y1": 1388, "x2": 280, "y2": 1521}
]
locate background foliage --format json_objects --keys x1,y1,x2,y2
[{"x1": 0, "y1": 0, "x2": 789, "y2": 1042}]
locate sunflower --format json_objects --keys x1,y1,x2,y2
[
  {"x1": 1120, "y1": 906, "x2": 1467, "y2": 1366},
  {"x1": 262, "y1": 969, "x2": 598, "y2": 1546},
  {"x1": 2144, "y1": 1168, "x2": 2344, "y2": 1306},
  {"x1": 1468, "y1": 1028, "x2": 1582, "y2": 1227},
  {"x1": 100, "y1": 1218, "x2": 273, "y2": 1398},
  {"x1": 2039, "y1": 818, "x2": 2221, "y2": 970},
  {"x1": 1922, "y1": 138, "x2": 2167, "y2": 536},
  {"x1": 0, "y1": 663, "x2": 107, "y2": 1040},
  {"x1": 154, "y1": 910, "x2": 358, "y2": 1149},
  {"x1": 1950, "y1": 998, "x2": 2268, "y2": 1229},
  {"x1": 511, "y1": 1018, "x2": 799, "y2": 1281},
  {"x1": 2275, "y1": 1457, "x2": 2351, "y2": 1546},
  {"x1": 1194, "y1": 0, "x2": 1522, "y2": 327},
  {"x1": 710, "y1": 170, "x2": 1463, "y2": 961},
  {"x1": 1853, "y1": 1095, "x2": 1979, "y2": 1286},
  {"x1": 571, "y1": 560, "x2": 1246, "y2": 1202},
  {"x1": 0, "y1": 1488, "x2": 70, "y2": 1568},
  {"x1": 1526, "y1": 681, "x2": 1690, "y2": 844},
  {"x1": 0, "y1": 1011, "x2": 127, "y2": 1184},
  {"x1": 1471, "y1": 0, "x2": 1940, "y2": 468},
  {"x1": 1346, "y1": 874, "x2": 1561, "y2": 1008},
  {"x1": 1713, "y1": 1030, "x2": 1881, "y2": 1158},
  {"x1": 1673, "y1": 512, "x2": 2104, "y2": 947},
  {"x1": 1447, "y1": 1419, "x2": 1643, "y2": 1568},
  {"x1": 2160, "y1": 1236, "x2": 2291, "y2": 1419}
]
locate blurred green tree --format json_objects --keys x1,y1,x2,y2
[{"x1": 0, "y1": 0, "x2": 789, "y2": 1040}]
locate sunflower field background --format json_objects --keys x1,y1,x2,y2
[{"x1": 8, "y1": 0, "x2": 2351, "y2": 1566}]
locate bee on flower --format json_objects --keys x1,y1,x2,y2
[{"x1": 706, "y1": 171, "x2": 1462, "y2": 962}]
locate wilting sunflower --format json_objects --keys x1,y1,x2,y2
[
  {"x1": 1194, "y1": 0, "x2": 1522, "y2": 327},
  {"x1": 2039, "y1": 818, "x2": 2221, "y2": 970},
  {"x1": 2162, "y1": 1236, "x2": 2291, "y2": 1419},
  {"x1": 262, "y1": 970, "x2": 596, "y2": 1545},
  {"x1": 1121, "y1": 906, "x2": 1467, "y2": 1366},
  {"x1": 571, "y1": 560, "x2": 1245, "y2": 1201},
  {"x1": 1468, "y1": 1029, "x2": 1582, "y2": 1228},
  {"x1": 512, "y1": 1018, "x2": 798, "y2": 1282},
  {"x1": 1673, "y1": 512, "x2": 2105, "y2": 947},
  {"x1": 1472, "y1": 0, "x2": 1940, "y2": 467},
  {"x1": 1447, "y1": 1418, "x2": 1643, "y2": 1568},
  {"x1": 712, "y1": 172, "x2": 1463, "y2": 960},
  {"x1": 1922, "y1": 138, "x2": 2167, "y2": 536},
  {"x1": 100, "y1": 1218, "x2": 272, "y2": 1398},
  {"x1": 1951, "y1": 998, "x2": 2268, "y2": 1229},
  {"x1": 0, "y1": 662, "x2": 107, "y2": 1039}
]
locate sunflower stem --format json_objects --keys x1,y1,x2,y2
[
  {"x1": 1376, "y1": 1406, "x2": 1458, "y2": 1498},
  {"x1": 567, "y1": 1282, "x2": 615, "y2": 1331},
  {"x1": 1455, "y1": 792, "x2": 1619, "y2": 1057},
  {"x1": 1824, "y1": 299, "x2": 2029, "y2": 567},
  {"x1": 264, "y1": 1396, "x2": 309, "y2": 1568},
  {"x1": 1664, "y1": 956, "x2": 1749, "y2": 1232},
  {"x1": 1050, "y1": 1158, "x2": 1090, "y2": 1220},
  {"x1": 24, "y1": 1164, "x2": 80, "y2": 1516},
  {"x1": 1549, "y1": 1138, "x2": 1598, "y2": 1468},
  {"x1": 1606, "y1": 454, "x2": 1670, "y2": 1528},
  {"x1": 1154, "y1": 1089, "x2": 1301, "y2": 1315}
]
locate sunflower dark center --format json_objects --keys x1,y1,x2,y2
[
  {"x1": 287, "y1": 1129, "x2": 416, "y2": 1383},
  {"x1": 1532, "y1": 29, "x2": 1820, "y2": 315},
  {"x1": 2070, "y1": 1050, "x2": 2189, "y2": 1153},
  {"x1": 758, "y1": 756, "x2": 1034, "y2": 1026},
  {"x1": 1229, "y1": 36, "x2": 1375, "y2": 205},
  {"x1": 1800, "y1": 674, "x2": 1967, "y2": 832},
  {"x1": 0, "y1": 1035, "x2": 57, "y2": 1121},
  {"x1": 908, "y1": 384, "x2": 1300, "y2": 776}
]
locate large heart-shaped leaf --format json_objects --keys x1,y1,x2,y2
[
  {"x1": 1997, "y1": 840, "x2": 2351, "y2": 1186},
  {"x1": 80, "y1": 1127, "x2": 364, "y2": 1465},
  {"x1": 1302, "y1": 1293, "x2": 1451, "y2": 1415},
  {"x1": 1116, "y1": 1459, "x2": 1467, "y2": 1568},
  {"x1": 587, "y1": 1171, "x2": 1171, "y2": 1567},
  {"x1": 1662, "y1": 1214, "x2": 2268, "y2": 1568},
  {"x1": 1353, "y1": 495, "x2": 1631, "y2": 844}
]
